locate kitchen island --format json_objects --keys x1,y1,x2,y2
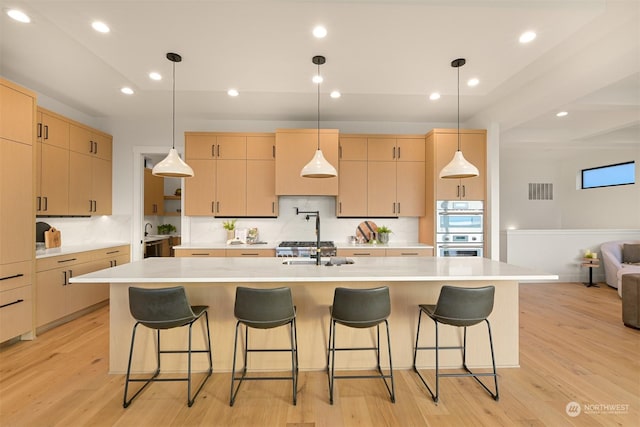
[{"x1": 71, "y1": 256, "x2": 557, "y2": 373}]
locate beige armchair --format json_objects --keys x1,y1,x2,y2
[{"x1": 601, "y1": 240, "x2": 640, "y2": 297}]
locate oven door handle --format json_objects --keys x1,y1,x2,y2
[{"x1": 438, "y1": 211, "x2": 483, "y2": 215}]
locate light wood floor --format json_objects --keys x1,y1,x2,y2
[{"x1": 1, "y1": 282, "x2": 638, "y2": 426}]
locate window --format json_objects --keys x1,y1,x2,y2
[{"x1": 581, "y1": 161, "x2": 635, "y2": 189}]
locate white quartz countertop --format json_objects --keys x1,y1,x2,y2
[
  {"x1": 36, "y1": 241, "x2": 130, "y2": 259},
  {"x1": 70, "y1": 256, "x2": 557, "y2": 284},
  {"x1": 174, "y1": 242, "x2": 433, "y2": 250}
]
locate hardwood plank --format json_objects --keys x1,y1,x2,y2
[{"x1": 1, "y1": 282, "x2": 638, "y2": 426}]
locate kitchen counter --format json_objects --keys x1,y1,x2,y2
[
  {"x1": 72, "y1": 257, "x2": 556, "y2": 374},
  {"x1": 173, "y1": 242, "x2": 433, "y2": 250},
  {"x1": 36, "y1": 241, "x2": 130, "y2": 259}
]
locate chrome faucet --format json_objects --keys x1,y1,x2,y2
[
  {"x1": 296, "y1": 208, "x2": 321, "y2": 265},
  {"x1": 144, "y1": 222, "x2": 152, "y2": 237}
]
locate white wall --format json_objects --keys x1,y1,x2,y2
[{"x1": 500, "y1": 145, "x2": 640, "y2": 230}]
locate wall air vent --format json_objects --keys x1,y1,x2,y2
[{"x1": 528, "y1": 183, "x2": 553, "y2": 200}]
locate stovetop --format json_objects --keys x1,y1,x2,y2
[{"x1": 278, "y1": 241, "x2": 336, "y2": 248}]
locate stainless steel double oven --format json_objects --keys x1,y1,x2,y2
[{"x1": 436, "y1": 200, "x2": 484, "y2": 257}]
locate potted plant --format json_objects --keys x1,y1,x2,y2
[
  {"x1": 376, "y1": 225, "x2": 392, "y2": 244},
  {"x1": 223, "y1": 219, "x2": 237, "y2": 240},
  {"x1": 157, "y1": 224, "x2": 177, "y2": 235}
]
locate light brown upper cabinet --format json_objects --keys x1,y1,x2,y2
[
  {"x1": 429, "y1": 129, "x2": 486, "y2": 201},
  {"x1": 337, "y1": 135, "x2": 425, "y2": 217},
  {"x1": 275, "y1": 129, "x2": 339, "y2": 196},
  {"x1": 337, "y1": 137, "x2": 368, "y2": 217},
  {"x1": 185, "y1": 132, "x2": 276, "y2": 217},
  {"x1": 69, "y1": 124, "x2": 112, "y2": 215},
  {"x1": 144, "y1": 168, "x2": 165, "y2": 216},
  {"x1": 36, "y1": 109, "x2": 69, "y2": 216}
]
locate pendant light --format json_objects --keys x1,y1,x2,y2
[
  {"x1": 301, "y1": 55, "x2": 337, "y2": 178},
  {"x1": 439, "y1": 58, "x2": 479, "y2": 179},
  {"x1": 152, "y1": 52, "x2": 194, "y2": 178}
]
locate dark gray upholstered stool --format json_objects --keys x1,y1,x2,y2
[
  {"x1": 413, "y1": 285, "x2": 499, "y2": 403},
  {"x1": 123, "y1": 286, "x2": 212, "y2": 408},
  {"x1": 230, "y1": 286, "x2": 298, "y2": 406},
  {"x1": 327, "y1": 286, "x2": 395, "y2": 404},
  {"x1": 622, "y1": 274, "x2": 640, "y2": 329}
]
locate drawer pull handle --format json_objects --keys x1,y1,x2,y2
[
  {"x1": 401, "y1": 252, "x2": 418, "y2": 256},
  {"x1": 106, "y1": 250, "x2": 119, "y2": 255},
  {"x1": 0, "y1": 273, "x2": 24, "y2": 281},
  {"x1": 353, "y1": 252, "x2": 371, "y2": 256},
  {"x1": 191, "y1": 253, "x2": 210, "y2": 256},
  {"x1": 0, "y1": 299, "x2": 24, "y2": 309},
  {"x1": 57, "y1": 258, "x2": 77, "y2": 264},
  {"x1": 240, "y1": 253, "x2": 259, "y2": 256}
]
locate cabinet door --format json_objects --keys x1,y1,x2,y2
[
  {"x1": 367, "y1": 161, "x2": 397, "y2": 216},
  {"x1": 36, "y1": 268, "x2": 67, "y2": 327},
  {"x1": 185, "y1": 134, "x2": 216, "y2": 159},
  {"x1": 39, "y1": 111, "x2": 69, "y2": 149},
  {"x1": 458, "y1": 133, "x2": 486, "y2": 200},
  {"x1": 435, "y1": 132, "x2": 485, "y2": 200},
  {"x1": 92, "y1": 158, "x2": 112, "y2": 214},
  {"x1": 216, "y1": 159, "x2": 246, "y2": 216},
  {"x1": 0, "y1": 139, "x2": 33, "y2": 264},
  {"x1": 93, "y1": 133, "x2": 112, "y2": 161},
  {"x1": 367, "y1": 138, "x2": 396, "y2": 161},
  {"x1": 0, "y1": 83, "x2": 34, "y2": 145},
  {"x1": 337, "y1": 160, "x2": 367, "y2": 217},
  {"x1": 216, "y1": 136, "x2": 246, "y2": 159},
  {"x1": 339, "y1": 137, "x2": 367, "y2": 161},
  {"x1": 40, "y1": 144, "x2": 69, "y2": 215},
  {"x1": 66, "y1": 261, "x2": 105, "y2": 314},
  {"x1": 143, "y1": 168, "x2": 164, "y2": 216},
  {"x1": 185, "y1": 159, "x2": 216, "y2": 215},
  {"x1": 396, "y1": 138, "x2": 425, "y2": 161},
  {"x1": 69, "y1": 124, "x2": 93, "y2": 155},
  {"x1": 397, "y1": 161, "x2": 425, "y2": 216},
  {"x1": 68, "y1": 151, "x2": 92, "y2": 214},
  {"x1": 247, "y1": 135, "x2": 275, "y2": 160},
  {"x1": 247, "y1": 160, "x2": 277, "y2": 217}
]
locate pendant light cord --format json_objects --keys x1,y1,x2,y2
[
  {"x1": 172, "y1": 59, "x2": 176, "y2": 150},
  {"x1": 317, "y1": 61, "x2": 321, "y2": 150},
  {"x1": 457, "y1": 62, "x2": 460, "y2": 152}
]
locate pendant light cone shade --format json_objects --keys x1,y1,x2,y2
[
  {"x1": 439, "y1": 58, "x2": 479, "y2": 180},
  {"x1": 301, "y1": 149, "x2": 337, "y2": 178},
  {"x1": 152, "y1": 52, "x2": 194, "y2": 178},
  {"x1": 301, "y1": 55, "x2": 337, "y2": 178}
]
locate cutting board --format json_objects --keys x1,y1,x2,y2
[
  {"x1": 356, "y1": 221, "x2": 377, "y2": 243},
  {"x1": 44, "y1": 227, "x2": 61, "y2": 248}
]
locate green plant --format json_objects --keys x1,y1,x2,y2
[
  {"x1": 157, "y1": 224, "x2": 176, "y2": 234},
  {"x1": 377, "y1": 225, "x2": 392, "y2": 234},
  {"x1": 223, "y1": 219, "x2": 237, "y2": 231}
]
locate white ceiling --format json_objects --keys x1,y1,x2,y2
[{"x1": 1, "y1": 0, "x2": 638, "y2": 148}]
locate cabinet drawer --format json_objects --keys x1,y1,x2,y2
[
  {"x1": 226, "y1": 249, "x2": 275, "y2": 257},
  {"x1": 0, "y1": 261, "x2": 32, "y2": 291},
  {"x1": 174, "y1": 249, "x2": 226, "y2": 257},
  {"x1": 90, "y1": 245, "x2": 130, "y2": 261},
  {"x1": 385, "y1": 248, "x2": 433, "y2": 257},
  {"x1": 36, "y1": 251, "x2": 92, "y2": 272},
  {"x1": 336, "y1": 248, "x2": 386, "y2": 257},
  {"x1": 0, "y1": 285, "x2": 32, "y2": 342}
]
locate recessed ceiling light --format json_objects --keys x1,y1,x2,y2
[
  {"x1": 312, "y1": 75, "x2": 323, "y2": 84},
  {"x1": 313, "y1": 25, "x2": 327, "y2": 38},
  {"x1": 7, "y1": 9, "x2": 31, "y2": 23},
  {"x1": 120, "y1": 87, "x2": 134, "y2": 95},
  {"x1": 429, "y1": 92, "x2": 441, "y2": 101},
  {"x1": 91, "y1": 21, "x2": 110, "y2": 33},
  {"x1": 519, "y1": 31, "x2": 537, "y2": 44},
  {"x1": 467, "y1": 78, "x2": 479, "y2": 87},
  {"x1": 556, "y1": 111, "x2": 568, "y2": 117},
  {"x1": 149, "y1": 72, "x2": 162, "y2": 81},
  {"x1": 330, "y1": 91, "x2": 341, "y2": 99},
  {"x1": 227, "y1": 89, "x2": 239, "y2": 97}
]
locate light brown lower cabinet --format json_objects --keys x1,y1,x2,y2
[
  {"x1": 36, "y1": 245, "x2": 129, "y2": 329},
  {"x1": 174, "y1": 248, "x2": 275, "y2": 257},
  {"x1": 337, "y1": 248, "x2": 433, "y2": 257},
  {"x1": 0, "y1": 261, "x2": 33, "y2": 343}
]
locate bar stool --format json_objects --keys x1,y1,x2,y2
[
  {"x1": 327, "y1": 286, "x2": 395, "y2": 404},
  {"x1": 229, "y1": 286, "x2": 298, "y2": 406},
  {"x1": 123, "y1": 286, "x2": 213, "y2": 408},
  {"x1": 413, "y1": 285, "x2": 499, "y2": 403}
]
